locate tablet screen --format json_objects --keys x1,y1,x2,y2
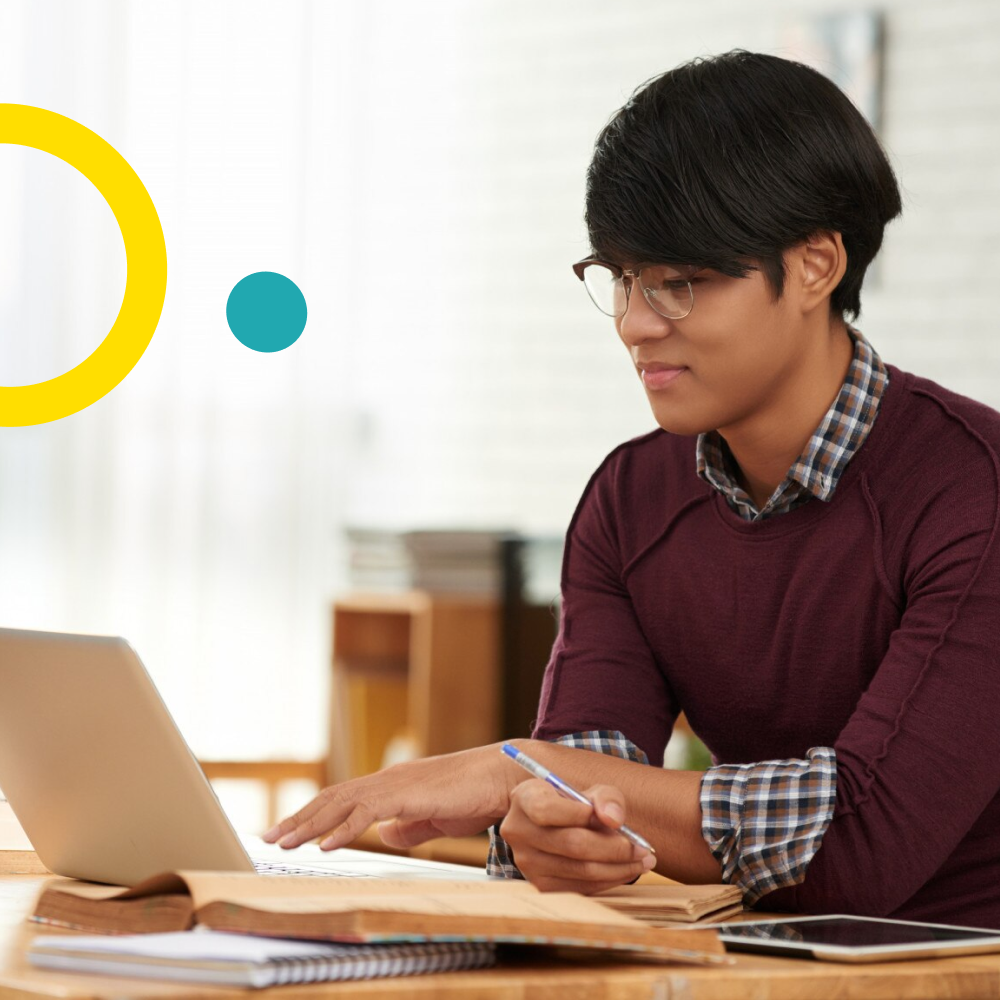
[
  {"x1": 718, "y1": 915, "x2": 1000, "y2": 962},
  {"x1": 723, "y1": 916, "x2": 997, "y2": 946}
]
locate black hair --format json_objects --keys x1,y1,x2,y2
[{"x1": 585, "y1": 50, "x2": 902, "y2": 319}]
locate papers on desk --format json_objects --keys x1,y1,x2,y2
[{"x1": 29, "y1": 930, "x2": 496, "y2": 987}]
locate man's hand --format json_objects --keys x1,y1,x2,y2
[
  {"x1": 499, "y1": 779, "x2": 655, "y2": 894},
  {"x1": 263, "y1": 743, "x2": 515, "y2": 851}
]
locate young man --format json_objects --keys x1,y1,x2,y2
[{"x1": 267, "y1": 51, "x2": 1000, "y2": 928}]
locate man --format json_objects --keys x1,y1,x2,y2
[{"x1": 267, "y1": 51, "x2": 1000, "y2": 927}]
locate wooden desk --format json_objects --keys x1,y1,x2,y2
[{"x1": 3, "y1": 855, "x2": 1000, "y2": 999}]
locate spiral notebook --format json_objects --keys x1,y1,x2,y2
[{"x1": 28, "y1": 930, "x2": 496, "y2": 988}]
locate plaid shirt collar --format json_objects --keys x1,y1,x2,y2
[{"x1": 696, "y1": 329, "x2": 888, "y2": 522}]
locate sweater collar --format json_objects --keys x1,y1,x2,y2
[{"x1": 696, "y1": 329, "x2": 888, "y2": 522}]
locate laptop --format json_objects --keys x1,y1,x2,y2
[{"x1": 0, "y1": 627, "x2": 490, "y2": 886}]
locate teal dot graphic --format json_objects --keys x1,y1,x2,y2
[{"x1": 226, "y1": 271, "x2": 307, "y2": 353}]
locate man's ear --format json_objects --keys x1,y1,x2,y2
[{"x1": 790, "y1": 231, "x2": 847, "y2": 314}]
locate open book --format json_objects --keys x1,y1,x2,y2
[
  {"x1": 32, "y1": 871, "x2": 728, "y2": 965},
  {"x1": 596, "y1": 883, "x2": 743, "y2": 924}
]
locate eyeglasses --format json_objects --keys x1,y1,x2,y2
[{"x1": 572, "y1": 259, "x2": 696, "y2": 320}]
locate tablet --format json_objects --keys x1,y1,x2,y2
[{"x1": 715, "y1": 915, "x2": 1000, "y2": 963}]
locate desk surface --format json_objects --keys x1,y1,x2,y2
[{"x1": 3, "y1": 857, "x2": 1000, "y2": 1000}]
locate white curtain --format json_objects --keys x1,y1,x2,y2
[{"x1": 0, "y1": 0, "x2": 362, "y2": 759}]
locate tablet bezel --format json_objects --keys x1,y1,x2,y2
[{"x1": 712, "y1": 914, "x2": 1000, "y2": 964}]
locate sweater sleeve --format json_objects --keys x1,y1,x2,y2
[
  {"x1": 760, "y1": 441, "x2": 1000, "y2": 916},
  {"x1": 532, "y1": 453, "x2": 680, "y2": 765}
]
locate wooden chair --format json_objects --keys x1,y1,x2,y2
[{"x1": 198, "y1": 759, "x2": 327, "y2": 831}]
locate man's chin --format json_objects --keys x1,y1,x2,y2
[{"x1": 651, "y1": 411, "x2": 716, "y2": 438}]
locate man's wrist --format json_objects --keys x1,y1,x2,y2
[{"x1": 492, "y1": 737, "x2": 543, "y2": 801}]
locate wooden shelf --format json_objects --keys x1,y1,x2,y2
[{"x1": 329, "y1": 592, "x2": 500, "y2": 782}]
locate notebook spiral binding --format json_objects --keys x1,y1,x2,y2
[{"x1": 264, "y1": 941, "x2": 496, "y2": 984}]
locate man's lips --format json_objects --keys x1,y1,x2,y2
[{"x1": 638, "y1": 362, "x2": 688, "y2": 390}]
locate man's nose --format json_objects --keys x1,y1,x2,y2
[{"x1": 616, "y1": 287, "x2": 674, "y2": 348}]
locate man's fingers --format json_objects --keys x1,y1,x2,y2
[
  {"x1": 263, "y1": 793, "x2": 330, "y2": 844},
  {"x1": 502, "y1": 811, "x2": 642, "y2": 866},
  {"x1": 510, "y1": 780, "x2": 638, "y2": 843},
  {"x1": 586, "y1": 784, "x2": 629, "y2": 830},
  {"x1": 267, "y1": 786, "x2": 366, "y2": 849},
  {"x1": 277, "y1": 797, "x2": 343, "y2": 848},
  {"x1": 513, "y1": 844, "x2": 653, "y2": 892},
  {"x1": 502, "y1": 781, "x2": 641, "y2": 865},
  {"x1": 378, "y1": 817, "x2": 440, "y2": 848},
  {"x1": 319, "y1": 802, "x2": 377, "y2": 850},
  {"x1": 509, "y1": 779, "x2": 593, "y2": 827},
  {"x1": 501, "y1": 778, "x2": 653, "y2": 895}
]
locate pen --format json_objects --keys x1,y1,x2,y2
[{"x1": 500, "y1": 743, "x2": 656, "y2": 855}]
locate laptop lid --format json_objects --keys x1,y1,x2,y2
[{"x1": 0, "y1": 628, "x2": 255, "y2": 885}]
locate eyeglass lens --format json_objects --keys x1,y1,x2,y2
[{"x1": 581, "y1": 263, "x2": 693, "y2": 320}]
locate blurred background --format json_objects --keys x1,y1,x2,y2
[{"x1": 1, "y1": 0, "x2": 998, "y2": 830}]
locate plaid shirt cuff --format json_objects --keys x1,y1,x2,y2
[
  {"x1": 700, "y1": 746, "x2": 837, "y2": 904},
  {"x1": 486, "y1": 730, "x2": 649, "y2": 879}
]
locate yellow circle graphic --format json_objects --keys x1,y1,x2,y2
[{"x1": 0, "y1": 104, "x2": 167, "y2": 426}]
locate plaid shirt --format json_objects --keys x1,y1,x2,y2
[
  {"x1": 701, "y1": 748, "x2": 837, "y2": 903},
  {"x1": 489, "y1": 331, "x2": 887, "y2": 903}
]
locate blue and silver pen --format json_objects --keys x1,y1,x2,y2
[{"x1": 500, "y1": 743, "x2": 656, "y2": 855}]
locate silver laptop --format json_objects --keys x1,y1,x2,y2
[{"x1": 0, "y1": 627, "x2": 490, "y2": 886}]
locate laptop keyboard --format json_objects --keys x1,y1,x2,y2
[{"x1": 252, "y1": 859, "x2": 367, "y2": 877}]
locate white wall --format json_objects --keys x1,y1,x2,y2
[
  {"x1": 344, "y1": 0, "x2": 1000, "y2": 532},
  {"x1": 0, "y1": 0, "x2": 998, "y2": 763},
  {"x1": 0, "y1": 0, "x2": 352, "y2": 760}
]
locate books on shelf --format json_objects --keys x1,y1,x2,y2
[
  {"x1": 29, "y1": 930, "x2": 496, "y2": 988},
  {"x1": 403, "y1": 530, "x2": 510, "y2": 596},
  {"x1": 345, "y1": 528, "x2": 412, "y2": 592},
  {"x1": 345, "y1": 528, "x2": 515, "y2": 595},
  {"x1": 31, "y1": 870, "x2": 729, "y2": 966}
]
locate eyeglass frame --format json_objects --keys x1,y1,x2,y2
[{"x1": 572, "y1": 258, "x2": 697, "y2": 320}]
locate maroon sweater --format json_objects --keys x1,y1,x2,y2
[{"x1": 535, "y1": 366, "x2": 1000, "y2": 927}]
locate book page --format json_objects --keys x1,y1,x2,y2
[
  {"x1": 40, "y1": 870, "x2": 537, "y2": 906},
  {"x1": 42, "y1": 872, "x2": 190, "y2": 901},
  {"x1": 214, "y1": 891, "x2": 641, "y2": 926},
  {"x1": 598, "y1": 884, "x2": 740, "y2": 903},
  {"x1": 196, "y1": 896, "x2": 728, "y2": 962},
  {"x1": 597, "y1": 884, "x2": 742, "y2": 913},
  {"x1": 179, "y1": 873, "x2": 539, "y2": 910},
  {"x1": 37, "y1": 879, "x2": 133, "y2": 901}
]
